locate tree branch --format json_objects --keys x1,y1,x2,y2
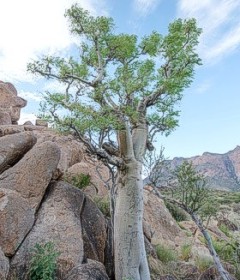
[{"x1": 70, "y1": 124, "x2": 123, "y2": 167}]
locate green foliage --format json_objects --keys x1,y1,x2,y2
[
  {"x1": 195, "y1": 255, "x2": 214, "y2": 272},
  {"x1": 173, "y1": 161, "x2": 209, "y2": 213},
  {"x1": 29, "y1": 242, "x2": 60, "y2": 280},
  {"x1": 180, "y1": 243, "x2": 192, "y2": 261},
  {"x1": 212, "y1": 238, "x2": 240, "y2": 277},
  {"x1": 155, "y1": 244, "x2": 177, "y2": 264},
  {"x1": 64, "y1": 173, "x2": 91, "y2": 190},
  {"x1": 93, "y1": 197, "x2": 110, "y2": 217},
  {"x1": 218, "y1": 223, "x2": 231, "y2": 238},
  {"x1": 27, "y1": 3, "x2": 201, "y2": 142},
  {"x1": 165, "y1": 201, "x2": 189, "y2": 222},
  {"x1": 215, "y1": 191, "x2": 240, "y2": 204},
  {"x1": 198, "y1": 198, "x2": 220, "y2": 225},
  {"x1": 236, "y1": 267, "x2": 240, "y2": 280},
  {"x1": 213, "y1": 239, "x2": 235, "y2": 264}
]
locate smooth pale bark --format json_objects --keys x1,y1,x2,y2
[
  {"x1": 114, "y1": 160, "x2": 150, "y2": 280},
  {"x1": 114, "y1": 123, "x2": 150, "y2": 280}
]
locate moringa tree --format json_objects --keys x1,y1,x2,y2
[{"x1": 28, "y1": 4, "x2": 201, "y2": 279}]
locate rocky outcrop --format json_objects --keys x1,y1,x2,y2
[
  {"x1": 67, "y1": 160, "x2": 109, "y2": 198},
  {"x1": 0, "y1": 125, "x2": 109, "y2": 279},
  {"x1": 0, "y1": 125, "x2": 25, "y2": 137},
  {"x1": 0, "y1": 248, "x2": 9, "y2": 280},
  {"x1": 143, "y1": 187, "x2": 185, "y2": 246},
  {"x1": 0, "y1": 141, "x2": 60, "y2": 256},
  {"x1": 66, "y1": 259, "x2": 109, "y2": 280},
  {"x1": 0, "y1": 81, "x2": 27, "y2": 125},
  {"x1": 9, "y1": 181, "x2": 85, "y2": 278},
  {"x1": 35, "y1": 130, "x2": 85, "y2": 174},
  {"x1": 0, "y1": 125, "x2": 85, "y2": 178},
  {"x1": 35, "y1": 119, "x2": 48, "y2": 127},
  {"x1": 0, "y1": 123, "x2": 112, "y2": 279},
  {"x1": 81, "y1": 193, "x2": 107, "y2": 263},
  {"x1": 0, "y1": 132, "x2": 37, "y2": 173},
  {"x1": 8, "y1": 180, "x2": 108, "y2": 278},
  {"x1": 0, "y1": 111, "x2": 12, "y2": 125}
]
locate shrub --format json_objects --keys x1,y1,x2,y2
[
  {"x1": 213, "y1": 239, "x2": 235, "y2": 264},
  {"x1": 235, "y1": 265, "x2": 240, "y2": 280},
  {"x1": 218, "y1": 223, "x2": 231, "y2": 238},
  {"x1": 180, "y1": 243, "x2": 192, "y2": 261},
  {"x1": 195, "y1": 255, "x2": 214, "y2": 272},
  {"x1": 155, "y1": 244, "x2": 177, "y2": 264},
  {"x1": 93, "y1": 197, "x2": 111, "y2": 217},
  {"x1": 29, "y1": 242, "x2": 60, "y2": 280},
  {"x1": 64, "y1": 173, "x2": 91, "y2": 190},
  {"x1": 165, "y1": 201, "x2": 188, "y2": 222}
]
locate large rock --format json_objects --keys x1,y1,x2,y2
[
  {"x1": 0, "y1": 141, "x2": 60, "y2": 256},
  {"x1": 0, "y1": 126, "x2": 92, "y2": 178},
  {"x1": 0, "y1": 125, "x2": 25, "y2": 137},
  {"x1": 67, "y1": 160, "x2": 109, "y2": 199},
  {"x1": 66, "y1": 259, "x2": 109, "y2": 280},
  {"x1": 0, "y1": 247, "x2": 9, "y2": 280},
  {"x1": 0, "y1": 124, "x2": 50, "y2": 138},
  {"x1": 8, "y1": 181, "x2": 85, "y2": 279},
  {"x1": 8, "y1": 181, "x2": 107, "y2": 278},
  {"x1": 35, "y1": 131, "x2": 84, "y2": 173},
  {"x1": 0, "y1": 110, "x2": 12, "y2": 125},
  {"x1": 0, "y1": 81, "x2": 27, "y2": 124},
  {"x1": 0, "y1": 132, "x2": 37, "y2": 173},
  {"x1": 81, "y1": 192, "x2": 107, "y2": 263},
  {"x1": 35, "y1": 119, "x2": 48, "y2": 127},
  {"x1": 143, "y1": 188, "x2": 185, "y2": 246}
]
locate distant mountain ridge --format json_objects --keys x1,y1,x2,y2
[{"x1": 151, "y1": 146, "x2": 240, "y2": 191}]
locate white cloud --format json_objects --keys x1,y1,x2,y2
[
  {"x1": 18, "y1": 112, "x2": 37, "y2": 125},
  {"x1": 0, "y1": 0, "x2": 107, "y2": 83},
  {"x1": 204, "y1": 24, "x2": 240, "y2": 61},
  {"x1": 18, "y1": 90, "x2": 43, "y2": 102},
  {"x1": 177, "y1": 0, "x2": 240, "y2": 63},
  {"x1": 134, "y1": 0, "x2": 162, "y2": 16}
]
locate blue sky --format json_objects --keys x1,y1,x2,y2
[{"x1": 0, "y1": 0, "x2": 239, "y2": 159}]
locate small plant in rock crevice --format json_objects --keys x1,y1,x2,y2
[
  {"x1": 180, "y1": 243, "x2": 192, "y2": 261},
  {"x1": 218, "y1": 223, "x2": 231, "y2": 238},
  {"x1": 29, "y1": 242, "x2": 60, "y2": 280},
  {"x1": 93, "y1": 196, "x2": 111, "y2": 217},
  {"x1": 195, "y1": 255, "x2": 214, "y2": 272},
  {"x1": 155, "y1": 244, "x2": 177, "y2": 264},
  {"x1": 63, "y1": 173, "x2": 91, "y2": 190}
]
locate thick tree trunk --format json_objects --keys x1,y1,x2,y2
[{"x1": 114, "y1": 159, "x2": 150, "y2": 280}]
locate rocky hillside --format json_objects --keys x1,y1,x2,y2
[
  {"x1": 0, "y1": 81, "x2": 239, "y2": 280},
  {"x1": 149, "y1": 147, "x2": 240, "y2": 191}
]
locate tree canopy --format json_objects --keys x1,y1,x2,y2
[{"x1": 28, "y1": 5, "x2": 202, "y2": 163}]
